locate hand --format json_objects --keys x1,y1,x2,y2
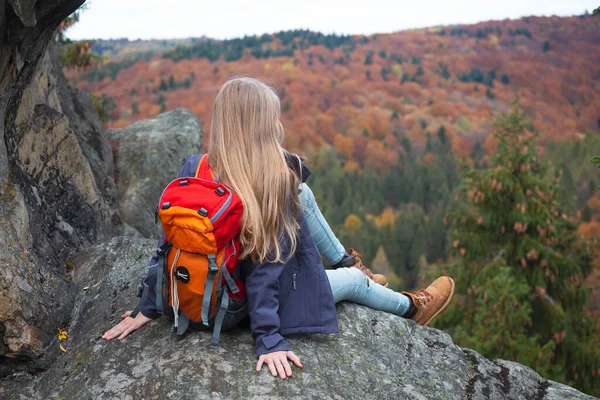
[
  {"x1": 102, "y1": 311, "x2": 152, "y2": 340},
  {"x1": 256, "y1": 351, "x2": 303, "y2": 380}
]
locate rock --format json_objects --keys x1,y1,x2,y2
[
  {"x1": 0, "y1": 0, "x2": 119, "y2": 368},
  {"x1": 107, "y1": 109, "x2": 204, "y2": 239},
  {"x1": 0, "y1": 237, "x2": 594, "y2": 400}
]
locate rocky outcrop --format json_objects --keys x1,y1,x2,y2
[
  {"x1": 0, "y1": 237, "x2": 592, "y2": 400},
  {"x1": 107, "y1": 109, "x2": 204, "y2": 239},
  {"x1": 1, "y1": 237, "x2": 595, "y2": 400},
  {"x1": 0, "y1": 0, "x2": 120, "y2": 368}
]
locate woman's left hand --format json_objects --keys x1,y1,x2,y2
[{"x1": 256, "y1": 350, "x2": 303, "y2": 380}]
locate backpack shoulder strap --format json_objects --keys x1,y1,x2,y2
[{"x1": 195, "y1": 154, "x2": 217, "y2": 181}]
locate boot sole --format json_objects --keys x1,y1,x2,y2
[{"x1": 423, "y1": 277, "x2": 455, "y2": 327}]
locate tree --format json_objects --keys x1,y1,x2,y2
[
  {"x1": 55, "y1": 5, "x2": 102, "y2": 69},
  {"x1": 436, "y1": 105, "x2": 599, "y2": 395},
  {"x1": 364, "y1": 50, "x2": 374, "y2": 65},
  {"x1": 159, "y1": 78, "x2": 168, "y2": 91},
  {"x1": 501, "y1": 73, "x2": 511, "y2": 85},
  {"x1": 543, "y1": 40, "x2": 551, "y2": 52}
]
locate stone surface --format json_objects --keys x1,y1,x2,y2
[
  {"x1": 0, "y1": 237, "x2": 595, "y2": 400},
  {"x1": 0, "y1": 0, "x2": 119, "y2": 368},
  {"x1": 107, "y1": 109, "x2": 204, "y2": 239}
]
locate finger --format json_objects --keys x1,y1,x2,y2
[
  {"x1": 117, "y1": 324, "x2": 136, "y2": 340},
  {"x1": 274, "y1": 358, "x2": 287, "y2": 380},
  {"x1": 267, "y1": 358, "x2": 277, "y2": 377},
  {"x1": 282, "y1": 357, "x2": 293, "y2": 377},
  {"x1": 103, "y1": 319, "x2": 131, "y2": 340},
  {"x1": 287, "y1": 351, "x2": 303, "y2": 368},
  {"x1": 102, "y1": 324, "x2": 123, "y2": 340},
  {"x1": 256, "y1": 356, "x2": 265, "y2": 372},
  {"x1": 121, "y1": 311, "x2": 132, "y2": 319}
]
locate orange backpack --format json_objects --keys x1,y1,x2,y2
[{"x1": 155, "y1": 155, "x2": 244, "y2": 347}]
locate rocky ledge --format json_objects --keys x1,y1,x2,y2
[{"x1": 1, "y1": 237, "x2": 594, "y2": 399}]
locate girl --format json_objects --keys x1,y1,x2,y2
[{"x1": 103, "y1": 77, "x2": 455, "y2": 381}]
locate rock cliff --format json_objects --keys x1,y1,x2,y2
[
  {"x1": 0, "y1": 0, "x2": 117, "y2": 369},
  {"x1": 107, "y1": 109, "x2": 204, "y2": 239},
  {"x1": 1, "y1": 237, "x2": 594, "y2": 400}
]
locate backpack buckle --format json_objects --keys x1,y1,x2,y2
[
  {"x1": 198, "y1": 207, "x2": 208, "y2": 217},
  {"x1": 215, "y1": 187, "x2": 225, "y2": 196}
]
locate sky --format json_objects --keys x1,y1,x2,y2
[{"x1": 67, "y1": 0, "x2": 597, "y2": 41}]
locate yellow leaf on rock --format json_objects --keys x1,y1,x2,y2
[
  {"x1": 57, "y1": 328, "x2": 69, "y2": 341},
  {"x1": 59, "y1": 344, "x2": 67, "y2": 352}
]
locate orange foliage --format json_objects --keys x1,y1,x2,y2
[{"x1": 70, "y1": 15, "x2": 600, "y2": 173}]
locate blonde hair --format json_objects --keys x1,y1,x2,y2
[{"x1": 208, "y1": 77, "x2": 301, "y2": 263}]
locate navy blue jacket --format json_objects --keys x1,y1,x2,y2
[{"x1": 137, "y1": 154, "x2": 338, "y2": 357}]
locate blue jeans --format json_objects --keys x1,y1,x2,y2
[
  {"x1": 299, "y1": 183, "x2": 346, "y2": 265},
  {"x1": 300, "y1": 183, "x2": 411, "y2": 317}
]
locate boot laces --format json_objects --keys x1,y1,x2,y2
[
  {"x1": 412, "y1": 289, "x2": 433, "y2": 308},
  {"x1": 350, "y1": 250, "x2": 372, "y2": 274}
]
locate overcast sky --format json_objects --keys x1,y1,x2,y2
[{"x1": 66, "y1": 0, "x2": 596, "y2": 41}]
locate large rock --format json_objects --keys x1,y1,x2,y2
[
  {"x1": 107, "y1": 109, "x2": 204, "y2": 239},
  {"x1": 0, "y1": 0, "x2": 119, "y2": 368},
  {"x1": 1, "y1": 237, "x2": 594, "y2": 399}
]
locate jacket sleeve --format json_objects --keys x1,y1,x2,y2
[
  {"x1": 133, "y1": 154, "x2": 204, "y2": 319},
  {"x1": 246, "y1": 257, "x2": 292, "y2": 357}
]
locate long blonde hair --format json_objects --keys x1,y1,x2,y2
[{"x1": 208, "y1": 77, "x2": 301, "y2": 263}]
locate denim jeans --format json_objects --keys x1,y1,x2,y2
[
  {"x1": 299, "y1": 183, "x2": 346, "y2": 265},
  {"x1": 326, "y1": 267, "x2": 411, "y2": 317},
  {"x1": 299, "y1": 183, "x2": 411, "y2": 317}
]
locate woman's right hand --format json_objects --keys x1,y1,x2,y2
[{"x1": 102, "y1": 311, "x2": 152, "y2": 340}]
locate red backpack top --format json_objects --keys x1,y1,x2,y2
[{"x1": 155, "y1": 154, "x2": 245, "y2": 347}]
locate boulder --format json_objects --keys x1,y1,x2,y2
[
  {"x1": 0, "y1": 237, "x2": 594, "y2": 400},
  {"x1": 0, "y1": 0, "x2": 119, "y2": 368},
  {"x1": 107, "y1": 109, "x2": 204, "y2": 239}
]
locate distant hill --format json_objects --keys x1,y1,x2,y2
[
  {"x1": 71, "y1": 14, "x2": 600, "y2": 170},
  {"x1": 90, "y1": 37, "x2": 210, "y2": 60}
]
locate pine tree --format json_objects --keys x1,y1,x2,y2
[{"x1": 435, "y1": 105, "x2": 599, "y2": 395}]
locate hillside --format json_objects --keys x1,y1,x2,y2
[
  {"x1": 71, "y1": 14, "x2": 600, "y2": 170},
  {"x1": 90, "y1": 37, "x2": 210, "y2": 60}
]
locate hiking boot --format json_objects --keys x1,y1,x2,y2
[
  {"x1": 402, "y1": 277, "x2": 455, "y2": 326},
  {"x1": 346, "y1": 248, "x2": 389, "y2": 288}
]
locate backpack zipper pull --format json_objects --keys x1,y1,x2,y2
[{"x1": 293, "y1": 273, "x2": 297, "y2": 290}]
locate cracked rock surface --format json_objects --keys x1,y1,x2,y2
[{"x1": 1, "y1": 237, "x2": 594, "y2": 400}]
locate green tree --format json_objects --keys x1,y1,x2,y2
[
  {"x1": 364, "y1": 50, "x2": 374, "y2": 65},
  {"x1": 436, "y1": 105, "x2": 599, "y2": 395},
  {"x1": 159, "y1": 78, "x2": 168, "y2": 91},
  {"x1": 543, "y1": 40, "x2": 552, "y2": 52}
]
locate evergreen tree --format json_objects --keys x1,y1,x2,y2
[
  {"x1": 159, "y1": 78, "x2": 168, "y2": 91},
  {"x1": 435, "y1": 105, "x2": 599, "y2": 395}
]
